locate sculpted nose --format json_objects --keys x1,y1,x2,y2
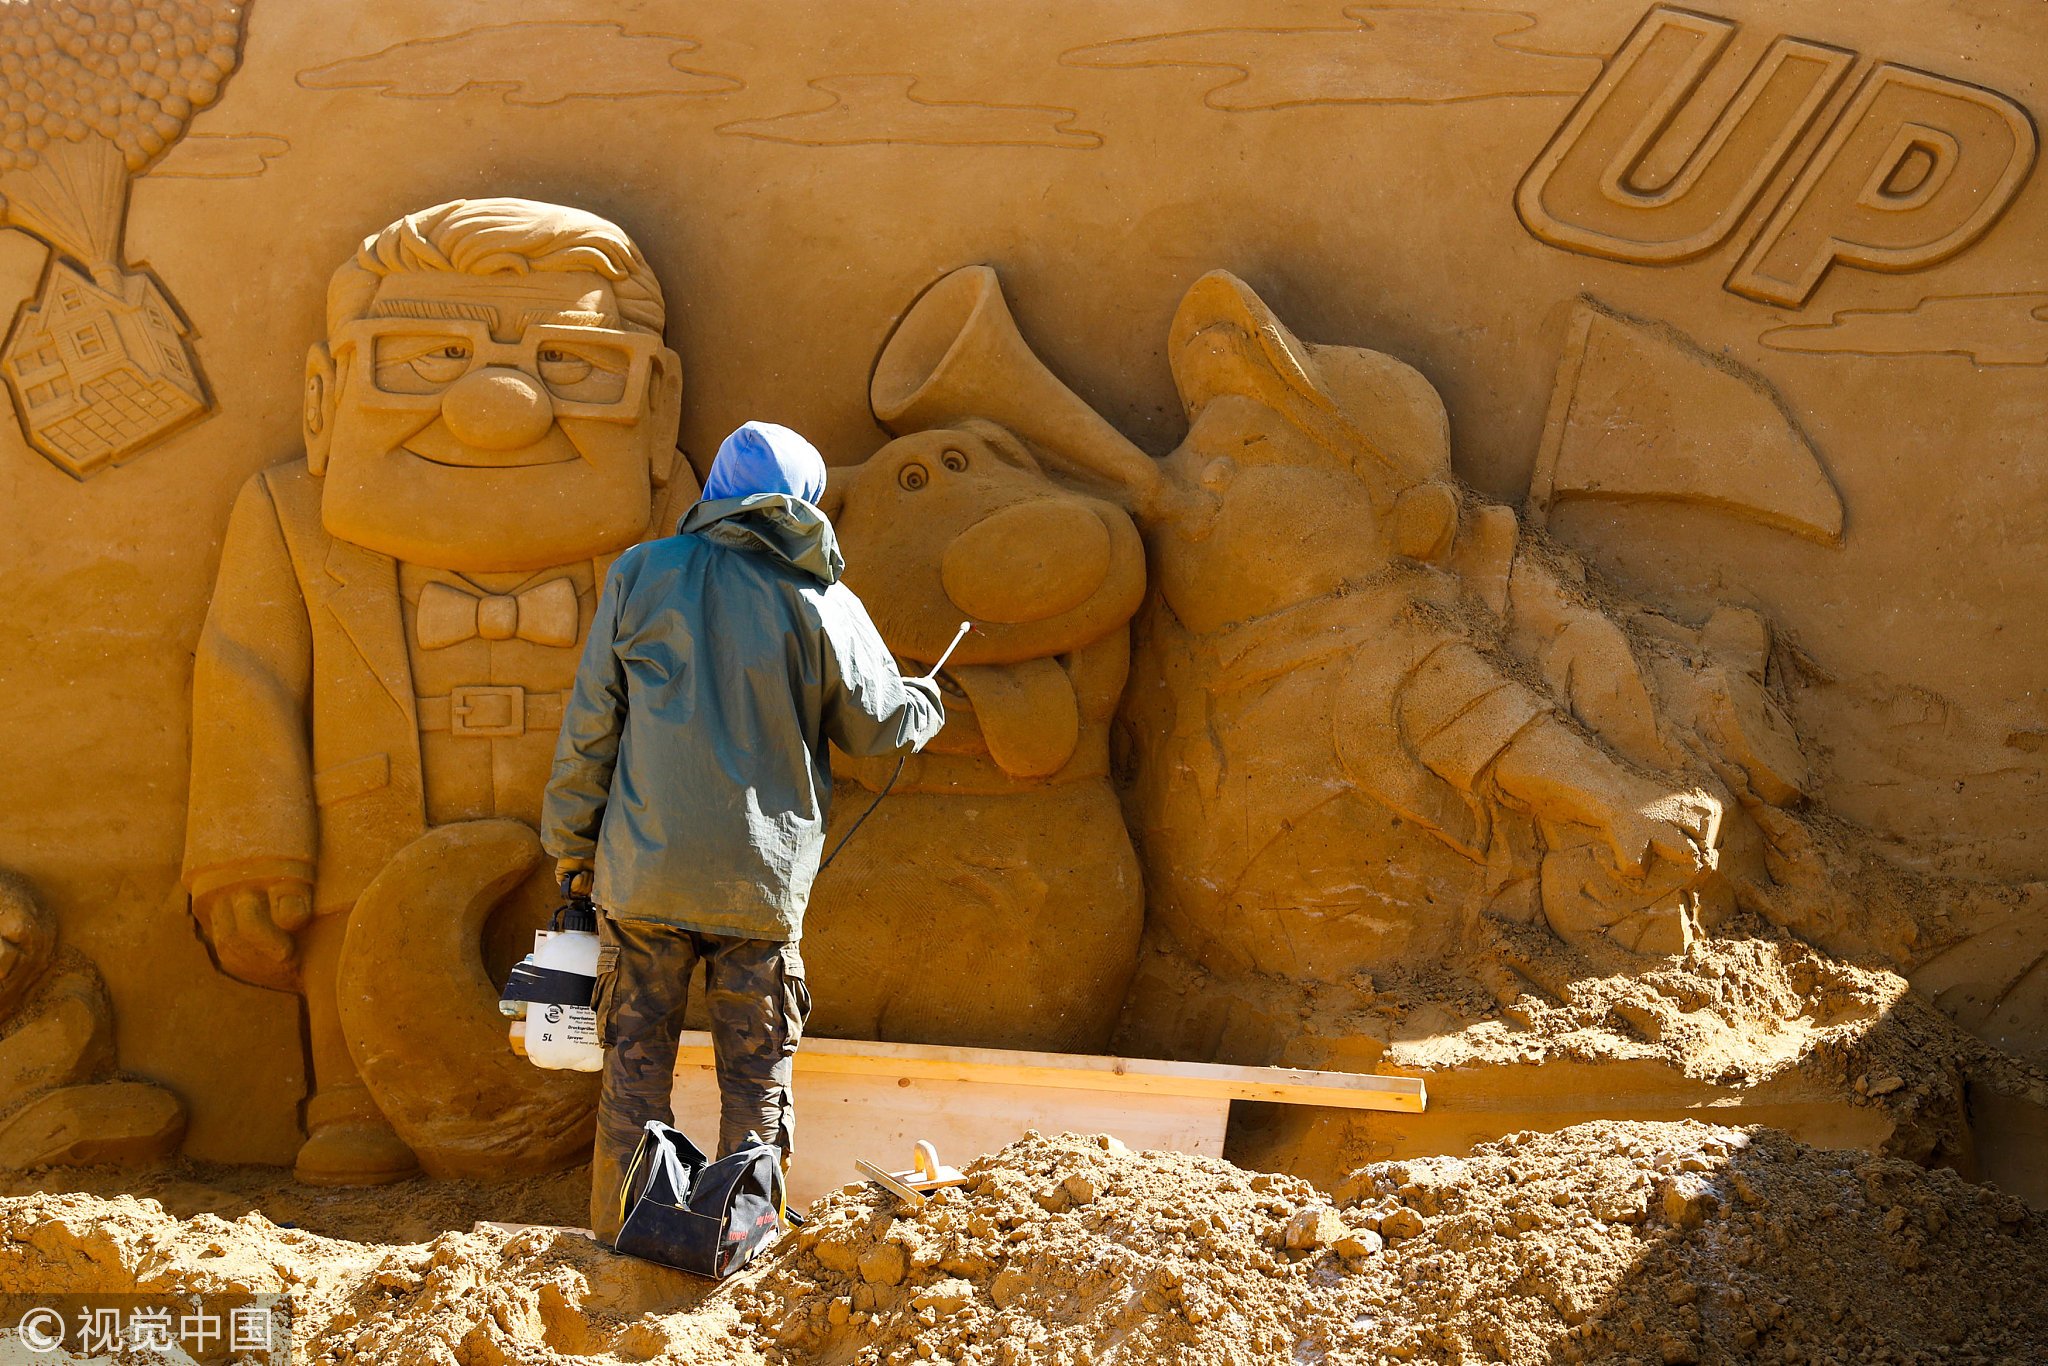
[
  {"x1": 942, "y1": 500, "x2": 1111, "y2": 623},
  {"x1": 441, "y1": 367, "x2": 554, "y2": 450}
]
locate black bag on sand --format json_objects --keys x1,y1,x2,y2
[{"x1": 613, "y1": 1120, "x2": 786, "y2": 1278}]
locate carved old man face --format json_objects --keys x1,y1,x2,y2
[{"x1": 303, "y1": 198, "x2": 683, "y2": 572}]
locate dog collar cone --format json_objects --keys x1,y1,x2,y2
[{"x1": 499, "y1": 879, "x2": 604, "y2": 1072}]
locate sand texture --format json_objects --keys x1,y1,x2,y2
[{"x1": 3, "y1": 1122, "x2": 2043, "y2": 1365}]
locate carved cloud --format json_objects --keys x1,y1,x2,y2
[
  {"x1": 1760, "y1": 295, "x2": 2048, "y2": 367},
  {"x1": 718, "y1": 75, "x2": 1101, "y2": 148},
  {"x1": 297, "y1": 22, "x2": 743, "y2": 106},
  {"x1": 147, "y1": 134, "x2": 291, "y2": 180},
  {"x1": 1060, "y1": 5, "x2": 1601, "y2": 109}
]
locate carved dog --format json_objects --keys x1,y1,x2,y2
[{"x1": 802, "y1": 421, "x2": 1148, "y2": 1051}]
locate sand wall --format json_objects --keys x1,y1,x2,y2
[{"x1": 0, "y1": 0, "x2": 2041, "y2": 1173}]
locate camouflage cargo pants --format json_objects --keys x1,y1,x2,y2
[{"x1": 588, "y1": 914, "x2": 811, "y2": 1242}]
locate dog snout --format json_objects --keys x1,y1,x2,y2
[{"x1": 942, "y1": 500, "x2": 1112, "y2": 624}]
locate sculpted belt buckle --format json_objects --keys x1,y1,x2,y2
[{"x1": 450, "y1": 684, "x2": 525, "y2": 738}]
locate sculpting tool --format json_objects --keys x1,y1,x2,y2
[
  {"x1": 855, "y1": 1140, "x2": 969, "y2": 1210},
  {"x1": 925, "y1": 619, "x2": 973, "y2": 682}
]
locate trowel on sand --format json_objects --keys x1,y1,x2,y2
[{"x1": 856, "y1": 1140, "x2": 967, "y2": 1209}]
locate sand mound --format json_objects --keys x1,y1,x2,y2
[
  {"x1": 4, "y1": 1122, "x2": 2043, "y2": 1364},
  {"x1": 1333, "y1": 1124, "x2": 2044, "y2": 1365},
  {"x1": 1149, "y1": 916, "x2": 2048, "y2": 1196}
]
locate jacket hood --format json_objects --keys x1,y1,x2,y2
[
  {"x1": 703, "y1": 421, "x2": 828, "y2": 504},
  {"x1": 679, "y1": 493, "x2": 845, "y2": 585}
]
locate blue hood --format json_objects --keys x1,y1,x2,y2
[{"x1": 702, "y1": 421, "x2": 827, "y2": 504}]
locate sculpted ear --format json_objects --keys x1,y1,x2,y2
[
  {"x1": 817, "y1": 463, "x2": 855, "y2": 519},
  {"x1": 646, "y1": 347, "x2": 685, "y2": 485},
  {"x1": 1167, "y1": 271, "x2": 1330, "y2": 422},
  {"x1": 303, "y1": 342, "x2": 339, "y2": 476},
  {"x1": 1167, "y1": 270, "x2": 1416, "y2": 501}
]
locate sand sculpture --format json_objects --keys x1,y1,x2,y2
[
  {"x1": 806, "y1": 421, "x2": 1147, "y2": 1051},
  {"x1": 0, "y1": 870, "x2": 183, "y2": 1168},
  {"x1": 146, "y1": 245, "x2": 2047, "y2": 1190},
  {"x1": 873, "y1": 269, "x2": 1726, "y2": 972},
  {"x1": 0, "y1": 0, "x2": 2037, "y2": 1207},
  {"x1": 0, "y1": 0, "x2": 248, "y2": 479},
  {"x1": 160, "y1": 243, "x2": 2043, "y2": 1185},
  {"x1": 1515, "y1": 6, "x2": 2037, "y2": 307},
  {"x1": 182, "y1": 198, "x2": 694, "y2": 1184},
  {"x1": 862, "y1": 264, "x2": 2037, "y2": 1077}
]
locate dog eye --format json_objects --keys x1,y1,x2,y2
[
  {"x1": 941, "y1": 447, "x2": 969, "y2": 473},
  {"x1": 898, "y1": 462, "x2": 929, "y2": 491}
]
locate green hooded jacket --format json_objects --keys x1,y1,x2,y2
[{"x1": 541, "y1": 493, "x2": 944, "y2": 939}]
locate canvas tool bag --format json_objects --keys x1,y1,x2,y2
[{"x1": 613, "y1": 1120, "x2": 786, "y2": 1278}]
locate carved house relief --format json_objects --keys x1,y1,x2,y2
[{"x1": 0, "y1": 0, "x2": 250, "y2": 479}]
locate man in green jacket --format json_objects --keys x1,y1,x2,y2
[{"x1": 542, "y1": 421, "x2": 945, "y2": 1240}]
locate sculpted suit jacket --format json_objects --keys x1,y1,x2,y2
[
  {"x1": 185, "y1": 460, "x2": 433, "y2": 915},
  {"x1": 183, "y1": 460, "x2": 663, "y2": 916}
]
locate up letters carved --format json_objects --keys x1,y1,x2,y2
[{"x1": 1516, "y1": 6, "x2": 2038, "y2": 307}]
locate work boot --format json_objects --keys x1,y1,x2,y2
[{"x1": 294, "y1": 1088, "x2": 417, "y2": 1186}]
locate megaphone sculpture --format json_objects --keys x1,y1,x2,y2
[{"x1": 871, "y1": 266, "x2": 1198, "y2": 524}]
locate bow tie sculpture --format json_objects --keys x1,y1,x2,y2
[{"x1": 416, "y1": 578, "x2": 580, "y2": 650}]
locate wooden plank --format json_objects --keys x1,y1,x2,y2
[
  {"x1": 672, "y1": 1061, "x2": 1231, "y2": 1207},
  {"x1": 671, "y1": 1032, "x2": 1426, "y2": 1114}
]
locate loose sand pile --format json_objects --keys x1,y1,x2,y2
[
  {"x1": 4, "y1": 1122, "x2": 2043, "y2": 1365},
  {"x1": 1397, "y1": 919, "x2": 2048, "y2": 1162}
]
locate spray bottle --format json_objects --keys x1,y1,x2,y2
[{"x1": 499, "y1": 879, "x2": 603, "y2": 1071}]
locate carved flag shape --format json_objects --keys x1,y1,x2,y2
[{"x1": 1529, "y1": 300, "x2": 1845, "y2": 546}]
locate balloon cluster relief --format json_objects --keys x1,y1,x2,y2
[{"x1": 0, "y1": 0, "x2": 245, "y2": 174}]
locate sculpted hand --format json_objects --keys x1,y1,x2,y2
[
  {"x1": 1599, "y1": 788, "x2": 1722, "y2": 880},
  {"x1": 193, "y1": 879, "x2": 312, "y2": 993},
  {"x1": 1492, "y1": 721, "x2": 1722, "y2": 879}
]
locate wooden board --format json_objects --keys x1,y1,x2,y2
[
  {"x1": 666, "y1": 1032, "x2": 1424, "y2": 1207},
  {"x1": 677, "y1": 1033, "x2": 1425, "y2": 1111}
]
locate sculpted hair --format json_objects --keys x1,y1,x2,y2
[{"x1": 325, "y1": 198, "x2": 666, "y2": 337}]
